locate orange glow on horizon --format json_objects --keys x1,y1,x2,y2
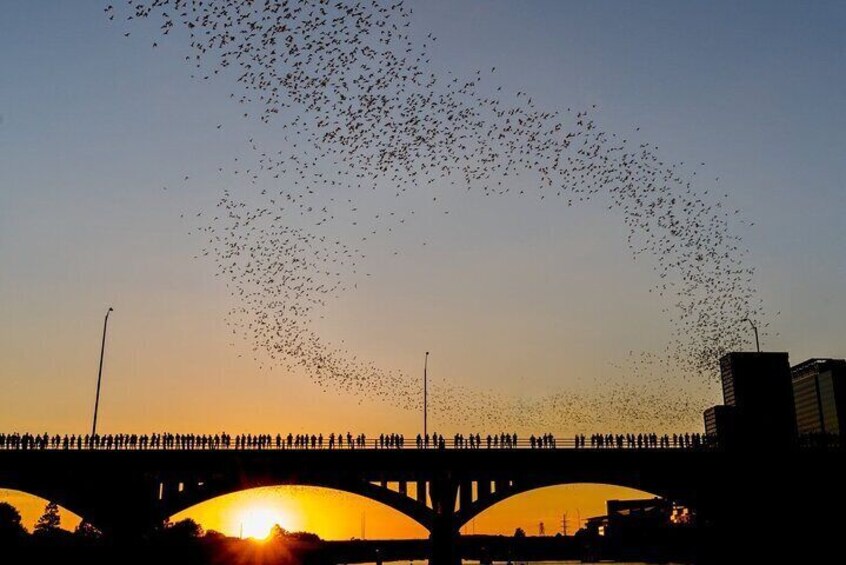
[
  {"x1": 172, "y1": 486, "x2": 427, "y2": 540},
  {"x1": 170, "y1": 483, "x2": 653, "y2": 540},
  {"x1": 2, "y1": 483, "x2": 658, "y2": 540},
  {"x1": 234, "y1": 504, "x2": 292, "y2": 540}
]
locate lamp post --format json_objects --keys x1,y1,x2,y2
[
  {"x1": 424, "y1": 351, "x2": 429, "y2": 438},
  {"x1": 742, "y1": 317, "x2": 760, "y2": 353},
  {"x1": 91, "y1": 307, "x2": 114, "y2": 437}
]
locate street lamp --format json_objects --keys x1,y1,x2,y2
[
  {"x1": 424, "y1": 351, "x2": 429, "y2": 438},
  {"x1": 741, "y1": 317, "x2": 760, "y2": 353},
  {"x1": 92, "y1": 307, "x2": 114, "y2": 436}
]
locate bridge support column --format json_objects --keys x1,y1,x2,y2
[
  {"x1": 428, "y1": 477, "x2": 460, "y2": 565},
  {"x1": 477, "y1": 479, "x2": 490, "y2": 498},
  {"x1": 430, "y1": 517, "x2": 460, "y2": 565},
  {"x1": 416, "y1": 480, "x2": 427, "y2": 505},
  {"x1": 459, "y1": 481, "x2": 472, "y2": 511}
]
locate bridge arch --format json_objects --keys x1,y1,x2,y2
[
  {"x1": 162, "y1": 477, "x2": 434, "y2": 532},
  {"x1": 455, "y1": 479, "x2": 690, "y2": 528},
  {"x1": 169, "y1": 485, "x2": 429, "y2": 539}
]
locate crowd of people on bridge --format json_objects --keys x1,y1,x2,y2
[
  {"x1": 576, "y1": 432, "x2": 710, "y2": 449},
  {"x1": 0, "y1": 431, "x2": 714, "y2": 451}
]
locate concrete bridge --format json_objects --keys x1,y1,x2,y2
[{"x1": 1, "y1": 447, "x2": 842, "y2": 564}]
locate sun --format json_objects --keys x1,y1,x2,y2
[{"x1": 236, "y1": 504, "x2": 291, "y2": 541}]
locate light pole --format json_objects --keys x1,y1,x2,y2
[
  {"x1": 742, "y1": 317, "x2": 760, "y2": 353},
  {"x1": 424, "y1": 351, "x2": 429, "y2": 438},
  {"x1": 92, "y1": 307, "x2": 114, "y2": 437}
]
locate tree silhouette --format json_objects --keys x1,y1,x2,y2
[
  {"x1": 269, "y1": 523, "x2": 290, "y2": 539},
  {"x1": 74, "y1": 520, "x2": 102, "y2": 540},
  {"x1": 0, "y1": 502, "x2": 26, "y2": 539},
  {"x1": 203, "y1": 529, "x2": 226, "y2": 540},
  {"x1": 33, "y1": 501, "x2": 61, "y2": 536},
  {"x1": 513, "y1": 527, "x2": 526, "y2": 538},
  {"x1": 166, "y1": 518, "x2": 203, "y2": 539},
  {"x1": 289, "y1": 531, "x2": 321, "y2": 542}
]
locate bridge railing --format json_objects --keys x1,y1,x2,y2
[{"x1": 0, "y1": 432, "x2": 715, "y2": 451}]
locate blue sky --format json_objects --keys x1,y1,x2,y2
[{"x1": 1, "y1": 1, "x2": 844, "y2": 433}]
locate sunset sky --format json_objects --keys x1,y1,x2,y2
[{"x1": 1, "y1": 0, "x2": 844, "y2": 538}]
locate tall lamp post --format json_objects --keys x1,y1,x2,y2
[
  {"x1": 742, "y1": 317, "x2": 760, "y2": 353},
  {"x1": 424, "y1": 351, "x2": 429, "y2": 438},
  {"x1": 92, "y1": 307, "x2": 114, "y2": 437}
]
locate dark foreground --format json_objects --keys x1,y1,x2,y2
[{"x1": 0, "y1": 528, "x2": 755, "y2": 565}]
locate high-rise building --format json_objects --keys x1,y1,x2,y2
[
  {"x1": 718, "y1": 352, "x2": 796, "y2": 447},
  {"x1": 791, "y1": 358, "x2": 846, "y2": 440},
  {"x1": 703, "y1": 404, "x2": 737, "y2": 446}
]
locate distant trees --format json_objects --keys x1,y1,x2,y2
[
  {"x1": 33, "y1": 501, "x2": 61, "y2": 536},
  {"x1": 0, "y1": 502, "x2": 333, "y2": 556},
  {"x1": 0, "y1": 502, "x2": 26, "y2": 539},
  {"x1": 269, "y1": 523, "x2": 289, "y2": 539},
  {"x1": 165, "y1": 518, "x2": 204, "y2": 539},
  {"x1": 74, "y1": 520, "x2": 102, "y2": 540},
  {"x1": 269, "y1": 523, "x2": 321, "y2": 543},
  {"x1": 203, "y1": 529, "x2": 227, "y2": 540},
  {"x1": 513, "y1": 527, "x2": 526, "y2": 538},
  {"x1": 288, "y1": 531, "x2": 321, "y2": 542}
]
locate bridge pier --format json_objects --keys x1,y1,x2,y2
[
  {"x1": 430, "y1": 519, "x2": 461, "y2": 565},
  {"x1": 428, "y1": 477, "x2": 460, "y2": 565}
]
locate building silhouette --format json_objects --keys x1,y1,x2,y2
[
  {"x1": 584, "y1": 498, "x2": 684, "y2": 538},
  {"x1": 791, "y1": 358, "x2": 846, "y2": 443},
  {"x1": 703, "y1": 405, "x2": 737, "y2": 447},
  {"x1": 704, "y1": 352, "x2": 797, "y2": 448}
]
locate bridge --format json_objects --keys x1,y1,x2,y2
[{"x1": 1, "y1": 438, "x2": 843, "y2": 564}]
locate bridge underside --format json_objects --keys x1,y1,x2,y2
[{"x1": 2, "y1": 449, "x2": 843, "y2": 564}]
